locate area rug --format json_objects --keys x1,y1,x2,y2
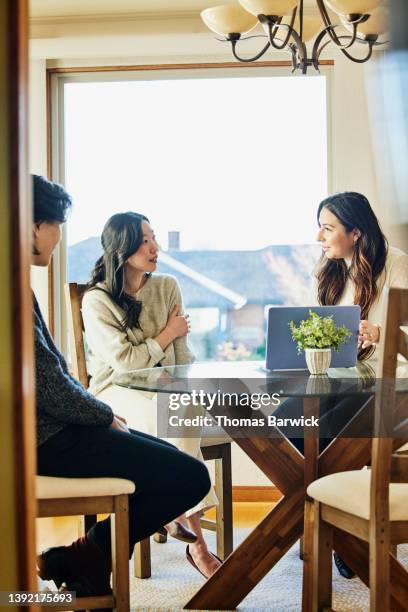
[{"x1": 129, "y1": 530, "x2": 407, "y2": 611}]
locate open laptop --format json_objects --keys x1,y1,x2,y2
[{"x1": 265, "y1": 305, "x2": 361, "y2": 371}]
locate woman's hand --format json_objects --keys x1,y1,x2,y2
[
  {"x1": 358, "y1": 320, "x2": 380, "y2": 349},
  {"x1": 166, "y1": 304, "x2": 190, "y2": 340},
  {"x1": 111, "y1": 415, "x2": 130, "y2": 433},
  {"x1": 115, "y1": 414, "x2": 128, "y2": 425},
  {"x1": 154, "y1": 304, "x2": 191, "y2": 351}
]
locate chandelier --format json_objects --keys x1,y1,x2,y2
[{"x1": 201, "y1": 0, "x2": 388, "y2": 74}]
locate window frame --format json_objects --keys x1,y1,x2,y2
[{"x1": 47, "y1": 61, "x2": 334, "y2": 353}]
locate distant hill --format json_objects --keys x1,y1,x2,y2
[{"x1": 68, "y1": 238, "x2": 320, "y2": 308}]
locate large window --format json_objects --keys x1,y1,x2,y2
[{"x1": 61, "y1": 67, "x2": 329, "y2": 360}]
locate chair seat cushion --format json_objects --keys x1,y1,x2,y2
[
  {"x1": 37, "y1": 476, "x2": 135, "y2": 499},
  {"x1": 307, "y1": 471, "x2": 408, "y2": 521}
]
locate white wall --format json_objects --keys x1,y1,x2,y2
[
  {"x1": 330, "y1": 52, "x2": 408, "y2": 252},
  {"x1": 28, "y1": 14, "x2": 407, "y2": 487}
]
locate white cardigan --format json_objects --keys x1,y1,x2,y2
[{"x1": 82, "y1": 274, "x2": 194, "y2": 396}]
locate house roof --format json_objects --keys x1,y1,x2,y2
[
  {"x1": 159, "y1": 252, "x2": 246, "y2": 309},
  {"x1": 68, "y1": 238, "x2": 320, "y2": 309}
]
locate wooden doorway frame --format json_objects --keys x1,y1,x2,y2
[{"x1": 0, "y1": 0, "x2": 38, "y2": 604}]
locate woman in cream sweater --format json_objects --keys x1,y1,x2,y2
[{"x1": 82, "y1": 211, "x2": 221, "y2": 578}]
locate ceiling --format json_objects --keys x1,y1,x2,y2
[
  {"x1": 28, "y1": 0, "x2": 340, "y2": 61},
  {"x1": 30, "y1": 0, "x2": 316, "y2": 19},
  {"x1": 30, "y1": 1, "x2": 216, "y2": 18}
]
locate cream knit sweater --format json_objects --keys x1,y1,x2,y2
[{"x1": 82, "y1": 274, "x2": 194, "y2": 396}]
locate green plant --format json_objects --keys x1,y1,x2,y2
[{"x1": 289, "y1": 310, "x2": 352, "y2": 354}]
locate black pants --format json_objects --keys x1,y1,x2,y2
[{"x1": 37, "y1": 425, "x2": 211, "y2": 557}]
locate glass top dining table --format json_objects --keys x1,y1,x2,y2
[
  {"x1": 114, "y1": 359, "x2": 408, "y2": 397},
  {"x1": 113, "y1": 360, "x2": 408, "y2": 610}
]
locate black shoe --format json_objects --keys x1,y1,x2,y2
[
  {"x1": 37, "y1": 545, "x2": 112, "y2": 595},
  {"x1": 333, "y1": 551, "x2": 356, "y2": 579},
  {"x1": 37, "y1": 547, "x2": 75, "y2": 590}
]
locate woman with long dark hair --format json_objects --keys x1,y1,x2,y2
[
  {"x1": 315, "y1": 191, "x2": 407, "y2": 358},
  {"x1": 276, "y1": 191, "x2": 408, "y2": 578},
  {"x1": 82, "y1": 212, "x2": 222, "y2": 579}
]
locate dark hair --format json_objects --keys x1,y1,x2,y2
[
  {"x1": 32, "y1": 174, "x2": 72, "y2": 223},
  {"x1": 87, "y1": 212, "x2": 150, "y2": 331},
  {"x1": 316, "y1": 192, "x2": 388, "y2": 360}
]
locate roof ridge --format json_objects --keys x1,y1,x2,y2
[{"x1": 159, "y1": 252, "x2": 246, "y2": 309}]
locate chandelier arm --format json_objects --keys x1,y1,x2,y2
[
  {"x1": 340, "y1": 22, "x2": 358, "y2": 49},
  {"x1": 312, "y1": 22, "x2": 358, "y2": 67},
  {"x1": 315, "y1": 0, "x2": 369, "y2": 46},
  {"x1": 215, "y1": 34, "x2": 269, "y2": 42},
  {"x1": 341, "y1": 40, "x2": 374, "y2": 63},
  {"x1": 314, "y1": 35, "x2": 374, "y2": 69},
  {"x1": 230, "y1": 39, "x2": 271, "y2": 63},
  {"x1": 268, "y1": 22, "x2": 307, "y2": 62},
  {"x1": 313, "y1": 37, "x2": 344, "y2": 69},
  {"x1": 270, "y1": 16, "x2": 284, "y2": 46},
  {"x1": 315, "y1": 0, "x2": 344, "y2": 46},
  {"x1": 313, "y1": 38, "x2": 334, "y2": 68},
  {"x1": 268, "y1": 7, "x2": 297, "y2": 50},
  {"x1": 353, "y1": 36, "x2": 385, "y2": 47},
  {"x1": 316, "y1": 0, "x2": 332, "y2": 29},
  {"x1": 290, "y1": 45, "x2": 298, "y2": 72},
  {"x1": 312, "y1": 28, "x2": 331, "y2": 66}
]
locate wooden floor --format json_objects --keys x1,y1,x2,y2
[{"x1": 36, "y1": 502, "x2": 275, "y2": 550}]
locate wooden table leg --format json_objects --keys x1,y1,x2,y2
[
  {"x1": 186, "y1": 400, "x2": 375, "y2": 610},
  {"x1": 302, "y1": 398, "x2": 320, "y2": 612},
  {"x1": 303, "y1": 397, "x2": 320, "y2": 487},
  {"x1": 185, "y1": 489, "x2": 305, "y2": 610}
]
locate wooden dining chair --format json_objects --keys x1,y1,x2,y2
[
  {"x1": 37, "y1": 475, "x2": 134, "y2": 611},
  {"x1": 303, "y1": 287, "x2": 408, "y2": 612},
  {"x1": 64, "y1": 282, "x2": 233, "y2": 578}
]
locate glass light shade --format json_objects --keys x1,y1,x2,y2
[
  {"x1": 262, "y1": 14, "x2": 322, "y2": 42},
  {"x1": 238, "y1": 0, "x2": 297, "y2": 18},
  {"x1": 342, "y1": 6, "x2": 388, "y2": 37},
  {"x1": 201, "y1": 4, "x2": 258, "y2": 36},
  {"x1": 325, "y1": 0, "x2": 382, "y2": 16}
]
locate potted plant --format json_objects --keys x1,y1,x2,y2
[{"x1": 289, "y1": 310, "x2": 352, "y2": 375}]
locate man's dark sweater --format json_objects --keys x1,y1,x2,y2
[{"x1": 34, "y1": 294, "x2": 114, "y2": 446}]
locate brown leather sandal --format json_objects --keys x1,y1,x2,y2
[
  {"x1": 154, "y1": 521, "x2": 198, "y2": 544},
  {"x1": 186, "y1": 545, "x2": 222, "y2": 579}
]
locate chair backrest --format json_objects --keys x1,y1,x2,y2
[
  {"x1": 370, "y1": 287, "x2": 408, "y2": 530},
  {"x1": 64, "y1": 282, "x2": 89, "y2": 389}
]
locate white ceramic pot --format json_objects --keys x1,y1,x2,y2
[{"x1": 304, "y1": 348, "x2": 332, "y2": 375}]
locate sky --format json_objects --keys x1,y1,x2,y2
[{"x1": 64, "y1": 73, "x2": 328, "y2": 250}]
